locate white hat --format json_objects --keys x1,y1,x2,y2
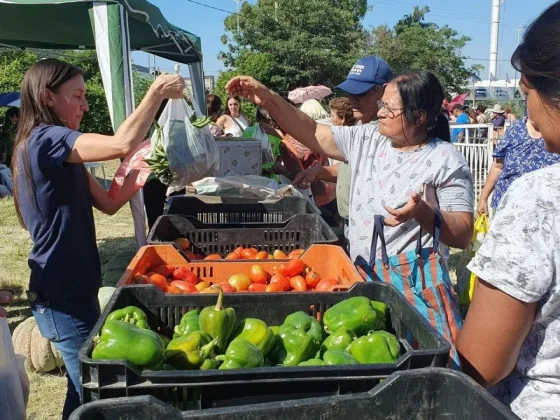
[{"x1": 492, "y1": 104, "x2": 505, "y2": 114}]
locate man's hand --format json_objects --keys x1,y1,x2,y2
[
  {"x1": 384, "y1": 192, "x2": 423, "y2": 227},
  {"x1": 226, "y1": 76, "x2": 273, "y2": 106},
  {"x1": 292, "y1": 167, "x2": 320, "y2": 189}
]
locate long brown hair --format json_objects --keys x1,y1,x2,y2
[{"x1": 11, "y1": 58, "x2": 84, "y2": 227}]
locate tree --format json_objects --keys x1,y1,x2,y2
[
  {"x1": 368, "y1": 6, "x2": 483, "y2": 95},
  {"x1": 219, "y1": 0, "x2": 369, "y2": 92}
]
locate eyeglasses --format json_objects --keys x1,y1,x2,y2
[{"x1": 377, "y1": 100, "x2": 404, "y2": 118}]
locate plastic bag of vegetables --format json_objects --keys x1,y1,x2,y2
[{"x1": 147, "y1": 99, "x2": 220, "y2": 194}]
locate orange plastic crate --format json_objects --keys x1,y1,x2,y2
[{"x1": 117, "y1": 244, "x2": 363, "y2": 291}]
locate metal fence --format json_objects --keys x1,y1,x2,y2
[{"x1": 450, "y1": 124, "x2": 495, "y2": 206}]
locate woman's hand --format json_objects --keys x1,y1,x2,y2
[
  {"x1": 226, "y1": 76, "x2": 273, "y2": 106},
  {"x1": 384, "y1": 192, "x2": 423, "y2": 227},
  {"x1": 476, "y1": 198, "x2": 488, "y2": 216},
  {"x1": 151, "y1": 73, "x2": 186, "y2": 99},
  {"x1": 293, "y1": 167, "x2": 320, "y2": 189}
]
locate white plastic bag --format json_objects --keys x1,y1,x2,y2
[
  {"x1": 151, "y1": 99, "x2": 220, "y2": 194},
  {"x1": 0, "y1": 317, "x2": 29, "y2": 420}
]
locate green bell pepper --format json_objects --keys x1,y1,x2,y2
[
  {"x1": 349, "y1": 331, "x2": 400, "y2": 364},
  {"x1": 323, "y1": 297, "x2": 387, "y2": 336},
  {"x1": 173, "y1": 309, "x2": 200, "y2": 338},
  {"x1": 283, "y1": 311, "x2": 323, "y2": 343},
  {"x1": 232, "y1": 318, "x2": 275, "y2": 356},
  {"x1": 298, "y1": 358, "x2": 324, "y2": 366},
  {"x1": 323, "y1": 349, "x2": 358, "y2": 365},
  {"x1": 216, "y1": 339, "x2": 264, "y2": 369},
  {"x1": 199, "y1": 286, "x2": 237, "y2": 354},
  {"x1": 164, "y1": 331, "x2": 218, "y2": 370},
  {"x1": 107, "y1": 306, "x2": 149, "y2": 329},
  {"x1": 320, "y1": 327, "x2": 356, "y2": 356},
  {"x1": 267, "y1": 323, "x2": 321, "y2": 366},
  {"x1": 92, "y1": 320, "x2": 164, "y2": 368}
]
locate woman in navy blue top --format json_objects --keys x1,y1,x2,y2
[
  {"x1": 11, "y1": 59, "x2": 184, "y2": 419},
  {"x1": 477, "y1": 117, "x2": 560, "y2": 215}
]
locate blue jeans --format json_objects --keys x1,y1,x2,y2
[{"x1": 31, "y1": 295, "x2": 100, "y2": 420}]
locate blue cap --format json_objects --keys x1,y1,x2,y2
[{"x1": 336, "y1": 56, "x2": 393, "y2": 95}]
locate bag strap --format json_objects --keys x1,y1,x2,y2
[
  {"x1": 415, "y1": 207, "x2": 442, "y2": 255},
  {"x1": 229, "y1": 115, "x2": 246, "y2": 134},
  {"x1": 369, "y1": 215, "x2": 389, "y2": 268}
]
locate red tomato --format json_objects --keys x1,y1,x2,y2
[
  {"x1": 147, "y1": 273, "x2": 168, "y2": 292},
  {"x1": 248, "y1": 283, "x2": 267, "y2": 293},
  {"x1": 279, "y1": 259, "x2": 305, "y2": 277},
  {"x1": 170, "y1": 280, "x2": 197, "y2": 293},
  {"x1": 255, "y1": 251, "x2": 268, "y2": 260},
  {"x1": 265, "y1": 283, "x2": 283, "y2": 293},
  {"x1": 287, "y1": 249, "x2": 305, "y2": 259},
  {"x1": 305, "y1": 269, "x2": 321, "y2": 288},
  {"x1": 249, "y1": 248, "x2": 259, "y2": 255},
  {"x1": 270, "y1": 274, "x2": 290, "y2": 291},
  {"x1": 234, "y1": 247, "x2": 244, "y2": 257},
  {"x1": 225, "y1": 252, "x2": 239, "y2": 260},
  {"x1": 153, "y1": 265, "x2": 175, "y2": 278},
  {"x1": 289, "y1": 275, "x2": 308, "y2": 292},
  {"x1": 172, "y1": 267, "x2": 200, "y2": 285},
  {"x1": 249, "y1": 265, "x2": 268, "y2": 284},
  {"x1": 174, "y1": 237, "x2": 191, "y2": 251},
  {"x1": 167, "y1": 284, "x2": 184, "y2": 294},
  {"x1": 132, "y1": 274, "x2": 149, "y2": 285},
  {"x1": 218, "y1": 282, "x2": 237, "y2": 293},
  {"x1": 272, "y1": 249, "x2": 288, "y2": 259},
  {"x1": 228, "y1": 274, "x2": 252, "y2": 292},
  {"x1": 193, "y1": 254, "x2": 205, "y2": 260},
  {"x1": 204, "y1": 254, "x2": 222, "y2": 260},
  {"x1": 315, "y1": 277, "x2": 338, "y2": 292},
  {"x1": 241, "y1": 249, "x2": 257, "y2": 260},
  {"x1": 183, "y1": 250, "x2": 196, "y2": 261}
]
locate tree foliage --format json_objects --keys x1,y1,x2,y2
[
  {"x1": 368, "y1": 6, "x2": 483, "y2": 95},
  {"x1": 219, "y1": 0, "x2": 369, "y2": 92}
]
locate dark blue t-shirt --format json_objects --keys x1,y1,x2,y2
[{"x1": 17, "y1": 125, "x2": 101, "y2": 300}]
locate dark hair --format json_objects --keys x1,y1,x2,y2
[
  {"x1": 329, "y1": 97, "x2": 357, "y2": 126},
  {"x1": 391, "y1": 71, "x2": 449, "y2": 143},
  {"x1": 206, "y1": 94, "x2": 222, "y2": 122},
  {"x1": 452, "y1": 104, "x2": 464, "y2": 111},
  {"x1": 224, "y1": 96, "x2": 241, "y2": 116},
  {"x1": 476, "y1": 104, "x2": 487, "y2": 113},
  {"x1": 5, "y1": 107, "x2": 20, "y2": 120},
  {"x1": 504, "y1": 106, "x2": 512, "y2": 114},
  {"x1": 12, "y1": 58, "x2": 84, "y2": 227},
  {"x1": 512, "y1": 2, "x2": 560, "y2": 106}
]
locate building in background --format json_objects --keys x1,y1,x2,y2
[{"x1": 132, "y1": 64, "x2": 215, "y2": 94}]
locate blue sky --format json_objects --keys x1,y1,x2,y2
[{"x1": 132, "y1": 0, "x2": 555, "y2": 82}]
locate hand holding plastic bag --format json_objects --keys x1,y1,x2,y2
[
  {"x1": 108, "y1": 140, "x2": 152, "y2": 200},
  {"x1": 150, "y1": 99, "x2": 220, "y2": 194},
  {"x1": 457, "y1": 214, "x2": 489, "y2": 304},
  {"x1": 0, "y1": 313, "x2": 29, "y2": 420}
]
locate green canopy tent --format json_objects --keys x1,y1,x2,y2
[{"x1": 0, "y1": 0, "x2": 207, "y2": 246}]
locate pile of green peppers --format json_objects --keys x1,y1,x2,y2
[{"x1": 91, "y1": 290, "x2": 401, "y2": 370}]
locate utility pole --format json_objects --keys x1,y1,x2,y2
[
  {"x1": 489, "y1": 0, "x2": 501, "y2": 81},
  {"x1": 234, "y1": 0, "x2": 241, "y2": 33},
  {"x1": 513, "y1": 26, "x2": 525, "y2": 86}
]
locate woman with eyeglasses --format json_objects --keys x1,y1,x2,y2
[{"x1": 226, "y1": 69, "x2": 474, "y2": 356}]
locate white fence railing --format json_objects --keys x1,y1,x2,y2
[{"x1": 450, "y1": 124, "x2": 494, "y2": 206}]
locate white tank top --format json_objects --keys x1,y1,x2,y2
[{"x1": 224, "y1": 115, "x2": 249, "y2": 137}]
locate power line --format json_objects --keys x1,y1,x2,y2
[{"x1": 183, "y1": 0, "x2": 236, "y2": 15}]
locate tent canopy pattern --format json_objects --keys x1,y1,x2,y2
[{"x1": 0, "y1": 0, "x2": 202, "y2": 64}]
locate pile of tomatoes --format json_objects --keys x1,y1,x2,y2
[
  {"x1": 132, "y1": 258, "x2": 339, "y2": 294},
  {"x1": 174, "y1": 238, "x2": 304, "y2": 261}
]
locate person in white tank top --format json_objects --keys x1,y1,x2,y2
[{"x1": 216, "y1": 96, "x2": 249, "y2": 137}]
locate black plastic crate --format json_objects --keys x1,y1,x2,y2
[
  {"x1": 70, "y1": 369, "x2": 519, "y2": 420},
  {"x1": 79, "y1": 283, "x2": 450, "y2": 409},
  {"x1": 147, "y1": 213, "x2": 338, "y2": 256},
  {"x1": 165, "y1": 196, "x2": 310, "y2": 223}
]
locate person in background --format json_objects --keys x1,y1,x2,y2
[
  {"x1": 467, "y1": 108, "x2": 477, "y2": 124},
  {"x1": 504, "y1": 106, "x2": 517, "y2": 124},
  {"x1": 475, "y1": 104, "x2": 489, "y2": 141},
  {"x1": 11, "y1": 59, "x2": 184, "y2": 418},
  {"x1": 491, "y1": 104, "x2": 506, "y2": 128},
  {"x1": 216, "y1": 96, "x2": 249, "y2": 137},
  {"x1": 206, "y1": 93, "x2": 224, "y2": 137},
  {"x1": 299, "y1": 98, "x2": 330, "y2": 123},
  {"x1": 477, "y1": 117, "x2": 560, "y2": 216},
  {"x1": 451, "y1": 104, "x2": 470, "y2": 142},
  {"x1": 1, "y1": 107, "x2": 19, "y2": 165},
  {"x1": 293, "y1": 97, "x2": 357, "y2": 230},
  {"x1": 457, "y1": 4, "x2": 560, "y2": 418}
]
